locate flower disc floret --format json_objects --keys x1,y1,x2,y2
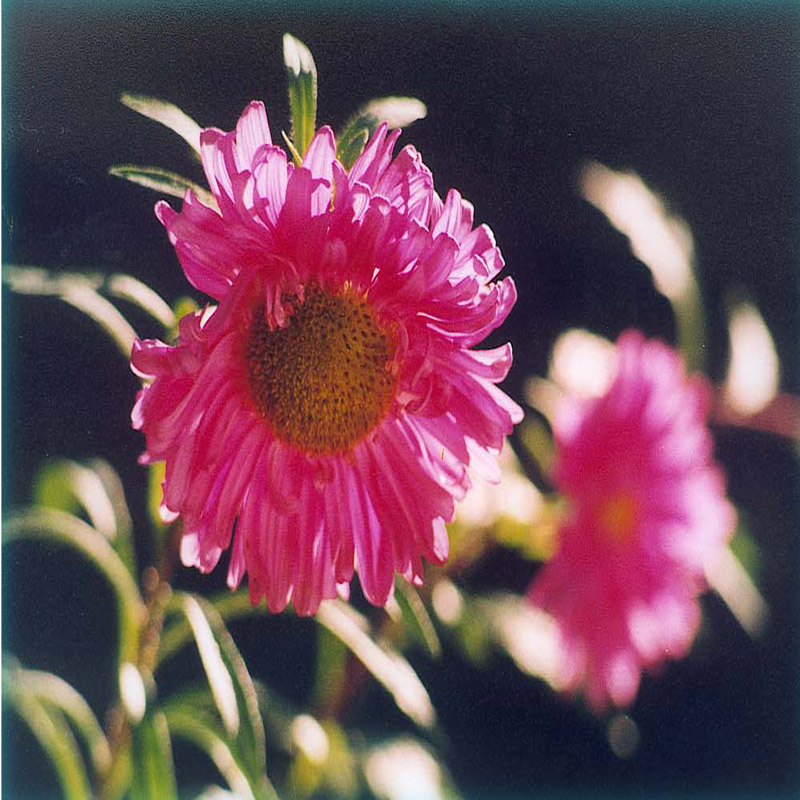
[{"x1": 245, "y1": 284, "x2": 397, "y2": 455}]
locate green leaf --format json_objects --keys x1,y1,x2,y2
[
  {"x1": 315, "y1": 601, "x2": 436, "y2": 730},
  {"x1": 160, "y1": 590, "x2": 436, "y2": 730},
  {"x1": 164, "y1": 699, "x2": 277, "y2": 800},
  {"x1": 177, "y1": 594, "x2": 240, "y2": 738},
  {"x1": 120, "y1": 91, "x2": 202, "y2": 155},
  {"x1": 3, "y1": 508, "x2": 145, "y2": 664},
  {"x1": 281, "y1": 129, "x2": 303, "y2": 167},
  {"x1": 169, "y1": 592, "x2": 269, "y2": 791},
  {"x1": 393, "y1": 580, "x2": 442, "y2": 658},
  {"x1": 5, "y1": 660, "x2": 112, "y2": 778},
  {"x1": 473, "y1": 593, "x2": 563, "y2": 689},
  {"x1": 337, "y1": 96, "x2": 427, "y2": 168},
  {"x1": 363, "y1": 736, "x2": 461, "y2": 800},
  {"x1": 282, "y1": 33, "x2": 318, "y2": 161},
  {"x1": 4, "y1": 679, "x2": 92, "y2": 800},
  {"x1": 109, "y1": 164, "x2": 216, "y2": 210},
  {"x1": 34, "y1": 458, "x2": 136, "y2": 576},
  {"x1": 85, "y1": 458, "x2": 137, "y2": 574},
  {"x1": 336, "y1": 127, "x2": 369, "y2": 171},
  {"x1": 3, "y1": 265, "x2": 138, "y2": 358},
  {"x1": 130, "y1": 711, "x2": 178, "y2": 800},
  {"x1": 312, "y1": 626, "x2": 348, "y2": 711}
]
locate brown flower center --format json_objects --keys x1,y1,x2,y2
[
  {"x1": 245, "y1": 284, "x2": 397, "y2": 455},
  {"x1": 597, "y1": 491, "x2": 638, "y2": 545}
]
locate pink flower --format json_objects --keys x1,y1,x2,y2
[
  {"x1": 132, "y1": 101, "x2": 522, "y2": 615},
  {"x1": 527, "y1": 331, "x2": 735, "y2": 709}
]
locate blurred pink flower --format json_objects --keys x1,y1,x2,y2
[
  {"x1": 528, "y1": 331, "x2": 735, "y2": 709},
  {"x1": 132, "y1": 101, "x2": 521, "y2": 615}
]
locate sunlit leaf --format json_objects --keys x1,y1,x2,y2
[
  {"x1": 393, "y1": 580, "x2": 442, "y2": 658},
  {"x1": 164, "y1": 702, "x2": 269, "y2": 800},
  {"x1": 578, "y1": 161, "x2": 706, "y2": 370},
  {"x1": 194, "y1": 787, "x2": 241, "y2": 800},
  {"x1": 130, "y1": 711, "x2": 178, "y2": 800},
  {"x1": 316, "y1": 600, "x2": 436, "y2": 730},
  {"x1": 283, "y1": 33, "x2": 317, "y2": 160},
  {"x1": 3, "y1": 265, "x2": 137, "y2": 358},
  {"x1": 336, "y1": 96, "x2": 426, "y2": 169},
  {"x1": 706, "y1": 544, "x2": 769, "y2": 639},
  {"x1": 33, "y1": 458, "x2": 136, "y2": 575},
  {"x1": 723, "y1": 298, "x2": 780, "y2": 417},
  {"x1": 168, "y1": 593, "x2": 268, "y2": 791},
  {"x1": 109, "y1": 164, "x2": 216, "y2": 210},
  {"x1": 289, "y1": 717, "x2": 358, "y2": 799},
  {"x1": 364, "y1": 736, "x2": 459, "y2": 800},
  {"x1": 119, "y1": 662, "x2": 147, "y2": 725},
  {"x1": 120, "y1": 91, "x2": 202, "y2": 155},
  {"x1": 4, "y1": 660, "x2": 112, "y2": 778},
  {"x1": 3, "y1": 679, "x2": 92, "y2": 800},
  {"x1": 86, "y1": 458, "x2": 136, "y2": 575},
  {"x1": 474, "y1": 593, "x2": 565, "y2": 691},
  {"x1": 312, "y1": 626, "x2": 348, "y2": 711},
  {"x1": 281, "y1": 129, "x2": 303, "y2": 167},
  {"x1": 177, "y1": 594, "x2": 240, "y2": 738},
  {"x1": 160, "y1": 590, "x2": 435, "y2": 730},
  {"x1": 336, "y1": 127, "x2": 369, "y2": 171},
  {"x1": 3, "y1": 508, "x2": 145, "y2": 664}
]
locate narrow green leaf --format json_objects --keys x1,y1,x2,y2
[
  {"x1": 312, "y1": 626, "x2": 348, "y2": 710},
  {"x1": 35, "y1": 458, "x2": 120, "y2": 541},
  {"x1": 109, "y1": 164, "x2": 216, "y2": 209},
  {"x1": 194, "y1": 787, "x2": 241, "y2": 800},
  {"x1": 337, "y1": 96, "x2": 426, "y2": 168},
  {"x1": 120, "y1": 91, "x2": 202, "y2": 155},
  {"x1": 130, "y1": 711, "x2": 178, "y2": 800},
  {"x1": 394, "y1": 580, "x2": 442, "y2": 658},
  {"x1": 165, "y1": 703, "x2": 275, "y2": 800},
  {"x1": 107, "y1": 274, "x2": 176, "y2": 330},
  {"x1": 178, "y1": 594, "x2": 240, "y2": 738},
  {"x1": 4, "y1": 683, "x2": 92, "y2": 800},
  {"x1": 6, "y1": 661, "x2": 112, "y2": 778},
  {"x1": 363, "y1": 737, "x2": 460, "y2": 800},
  {"x1": 282, "y1": 33, "x2": 317, "y2": 160},
  {"x1": 336, "y1": 127, "x2": 369, "y2": 172},
  {"x1": 119, "y1": 662, "x2": 147, "y2": 725},
  {"x1": 316, "y1": 600, "x2": 436, "y2": 730},
  {"x1": 169, "y1": 592, "x2": 268, "y2": 789},
  {"x1": 3, "y1": 265, "x2": 137, "y2": 357},
  {"x1": 3, "y1": 508, "x2": 145, "y2": 664},
  {"x1": 85, "y1": 458, "x2": 136, "y2": 576},
  {"x1": 281, "y1": 129, "x2": 303, "y2": 168},
  {"x1": 158, "y1": 590, "x2": 257, "y2": 665},
  {"x1": 474, "y1": 593, "x2": 563, "y2": 689},
  {"x1": 161, "y1": 590, "x2": 437, "y2": 729}
]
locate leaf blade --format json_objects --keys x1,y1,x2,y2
[
  {"x1": 130, "y1": 711, "x2": 178, "y2": 800},
  {"x1": 170, "y1": 592, "x2": 269, "y2": 790},
  {"x1": 4, "y1": 682, "x2": 93, "y2": 800},
  {"x1": 120, "y1": 92, "x2": 202, "y2": 154},
  {"x1": 109, "y1": 163, "x2": 216, "y2": 209},
  {"x1": 282, "y1": 33, "x2": 317, "y2": 160},
  {"x1": 3, "y1": 508, "x2": 145, "y2": 664}
]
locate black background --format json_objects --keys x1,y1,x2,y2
[{"x1": 3, "y1": 2, "x2": 799, "y2": 798}]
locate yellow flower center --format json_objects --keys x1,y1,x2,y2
[
  {"x1": 245, "y1": 284, "x2": 397, "y2": 455},
  {"x1": 597, "y1": 491, "x2": 638, "y2": 545}
]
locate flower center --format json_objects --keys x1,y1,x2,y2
[
  {"x1": 245, "y1": 284, "x2": 397, "y2": 455},
  {"x1": 596, "y1": 491, "x2": 638, "y2": 545}
]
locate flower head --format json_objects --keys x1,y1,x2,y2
[
  {"x1": 527, "y1": 331, "x2": 735, "y2": 709},
  {"x1": 132, "y1": 101, "x2": 521, "y2": 615}
]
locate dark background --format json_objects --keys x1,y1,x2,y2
[{"x1": 3, "y1": 2, "x2": 799, "y2": 798}]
